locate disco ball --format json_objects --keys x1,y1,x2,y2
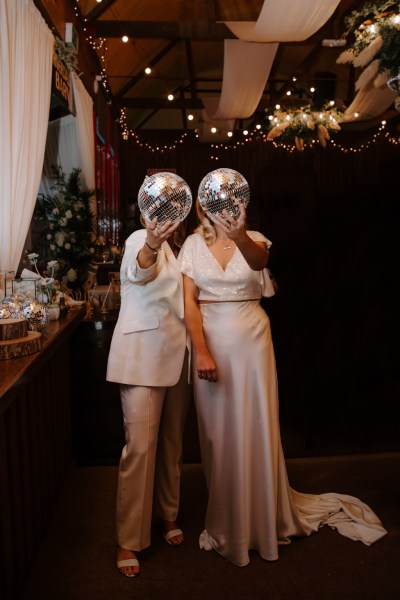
[
  {"x1": 138, "y1": 172, "x2": 192, "y2": 225},
  {"x1": 19, "y1": 300, "x2": 50, "y2": 331},
  {"x1": 0, "y1": 304, "x2": 17, "y2": 320},
  {"x1": 198, "y1": 168, "x2": 250, "y2": 218},
  {"x1": 3, "y1": 294, "x2": 50, "y2": 331}
]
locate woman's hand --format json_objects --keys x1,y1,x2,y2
[
  {"x1": 211, "y1": 203, "x2": 247, "y2": 242},
  {"x1": 196, "y1": 351, "x2": 218, "y2": 382},
  {"x1": 145, "y1": 217, "x2": 179, "y2": 250}
]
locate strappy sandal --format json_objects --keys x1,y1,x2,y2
[
  {"x1": 117, "y1": 557, "x2": 140, "y2": 577},
  {"x1": 163, "y1": 528, "x2": 184, "y2": 545}
]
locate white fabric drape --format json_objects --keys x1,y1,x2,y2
[
  {"x1": 212, "y1": 41, "x2": 278, "y2": 120},
  {"x1": 343, "y1": 80, "x2": 397, "y2": 122},
  {"x1": 71, "y1": 73, "x2": 95, "y2": 190},
  {"x1": 0, "y1": 0, "x2": 53, "y2": 272},
  {"x1": 199, "y1": 97, "x2": 235, "y2": 142},
  {"x1": 211, "y1": 0, "x2": 341, "y2": 122},
  {"x1": 40, "y1": 115, "x2": 79, "y2": 196},
  {"x1": 225, "y1": 0, "x2": 341, "y2": 42}
]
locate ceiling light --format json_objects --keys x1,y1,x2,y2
[
  {"x1": 211, "y1": 127, "x2": 217, "y2": 133},
  {"x1": 167, "y1": 94, "x2": 174, "y2": 101},
  {"x1": 122, "y1": 35, "x2": 128, "y2": 43},
  {"x1": 187, "y1": 114, "x2": 194, "y2": 121},
  {"x1": 145, "y1": 67, "x2": 151, "y2": 75}
]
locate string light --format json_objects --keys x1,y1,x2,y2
[{"x1": 119, "y1": 106, "x2": 399, "y2": 156}]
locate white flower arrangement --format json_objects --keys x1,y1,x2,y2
[
  {"x1": 33, "y1": 166, "x2": 96, "y2": 293},
  {"x1": 265, "y1": 102, "x2": 343, "y2": 150},
  {"x1": 337, "y1": 1, "x2": 400, "y2": 90}
]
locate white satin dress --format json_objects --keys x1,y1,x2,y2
[{"x1": 179, "y1": 231, "x2": 387, "y2": 567}]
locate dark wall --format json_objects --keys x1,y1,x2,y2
[{"x1": 119, "y1": 128, "x2": 400, "y2": 458}]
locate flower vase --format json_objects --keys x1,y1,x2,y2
[{"x1": 47, "y1": 304, "x2": 60, "y2": 320}]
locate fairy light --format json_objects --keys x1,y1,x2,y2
[{"x1": 122, "y1": 35, "x2": 129, "y2": 43}]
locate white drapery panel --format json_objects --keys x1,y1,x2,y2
[
  {"x1": 225, "y1": 0, "x2": 341, "y2": 42},
  {"x1": 199, "y1": 97, "x2": 235, "y2": 142},
  {"x1": 0, "y1": 0, "x2": 53, "y2": 272},
  {"x1": 343, "y1": 81, "x2": 397, "y2": 122},
  {"x1": 40, "y1": 115, "x2": 79, "y2": 196},
  {"x1": 71, "y1": 73, "x2": 95, "y2": 190},
  {"x1": 212, "y1": 41, "x2": 278, "y2": 120},
  {"x1": 210, "y1": 0, "x2": 340, "y2": 123}
]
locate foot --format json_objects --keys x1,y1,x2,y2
[
  {"x1": 117, "y1": 546, "x2": 140, "y2": 577},
  {"x1": 163, "y1": 520, "x2": 184, "y2": 546}
]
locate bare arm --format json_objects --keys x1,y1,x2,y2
[
  {"x1": 212, "y1": 204, "x2": 269, "y2": 270},
  {"x1": 183, "y1": 274, "x2": 218, "y2": 382}
]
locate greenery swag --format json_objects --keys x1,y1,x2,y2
[{"x1": 338, "y1": 1, "x2": 400, "y2": 82}]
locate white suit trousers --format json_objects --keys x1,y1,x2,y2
[{"x1": 116, "y1": 353, "x2": 189, "y2": 551}]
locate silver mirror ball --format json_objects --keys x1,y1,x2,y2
[
  {"x1": 198, "y1": 168, "x2": 250, "y2": 218},
  {"x1": 138, "y1": 172, "x2": 192, "y2": 225}
]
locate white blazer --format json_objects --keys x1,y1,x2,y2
[{"x1": 106, "y1": 229, "x2": 187, "y2": 387}]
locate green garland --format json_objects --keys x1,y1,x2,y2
[
  {"x1": 340, "y1": 1, "x2": 400, "y2": 78},
  {"x1": 54, "y1": 36, "x2": 81, "y2": 76}
]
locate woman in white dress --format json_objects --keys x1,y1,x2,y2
[{"x1": 179, "y1": 170, "x2": 387, "y2": 567}]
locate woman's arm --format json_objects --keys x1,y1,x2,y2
[
  {"x1": 183, "y1": 274, "x2": 218, "y2": 382},
  {"x1": 212, "y1": 204, "x2": 269, "y2": 270}
]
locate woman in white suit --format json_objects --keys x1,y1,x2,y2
[{"x1": 107, "y1": 204, "x2": 190, "y2": 577}]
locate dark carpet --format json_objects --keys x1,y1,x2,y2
[{"x1": 22, "y1": 453, "x2": 400, "y2": 600}]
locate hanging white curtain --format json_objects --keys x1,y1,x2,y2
[
  {"x1": 213, "y1": 41, "x2": 278, "y2": 120},
  {"x1": 40, "y1": 115, "x2": 79, "y2": 196},
  {"x1": 225, "y1": 0, "x2": 341, "y2": 42},
  {"x1": 0, "y1": 0, "x2": 53, "y2": 272},
  {"x1": 343, "y1": 81, "x2": 397, "y2": 122},
  {"x1": 198, "y1": 96, "x2": 235, "y2": 142},
  {"x1": 213, "y1": 0, "x2": 341, "y2": 121},
  {"x1": 71, "y1": 73, "x2": 95, "y2": 190}
]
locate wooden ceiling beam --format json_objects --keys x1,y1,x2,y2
[
  {"x1": 117, "y1": 98, "x2": 204, "y2": 109},
  {"x1": 115, "y1": 39, "x2": 180, "y2": 100},
  {"x1": 90, "y1": 20, "x2": 235, "y2": 40},
  {"x1": 85, "y1": 0, "x2": 117, "y2": 23}
]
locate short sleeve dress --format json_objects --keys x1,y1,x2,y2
[{"x1": 179, "y1": 231, "x2": 387, "y2": 567}]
